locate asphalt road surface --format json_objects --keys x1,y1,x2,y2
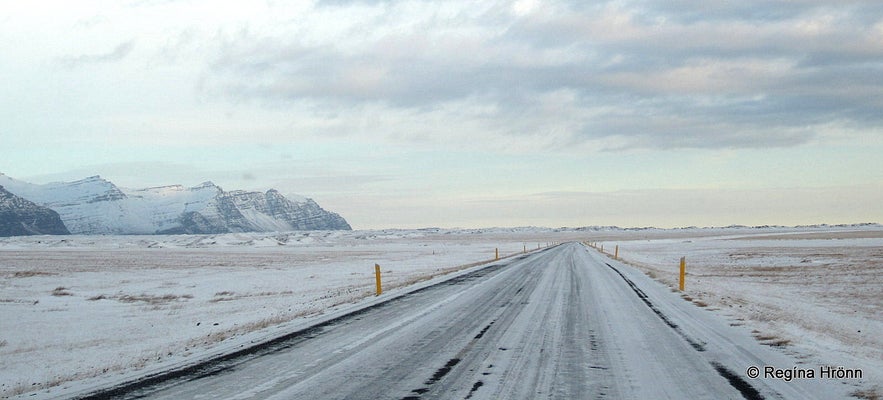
[{"x1": 80, "y1": 242, "x2": 847, "y2": 399}]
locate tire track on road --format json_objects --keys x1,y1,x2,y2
[{"x1": 599, "y1": 252, "x2": 767, "y2": 400}]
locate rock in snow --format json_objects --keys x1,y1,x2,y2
[
  {"x1": 0, "y1": 185, "x2": 71, "y2": 236},
  {"x1": 0, "y1": 173, "x2": 351, "y2": 235}
]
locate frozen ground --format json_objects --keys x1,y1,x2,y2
[
  {"x1": 1, "y1": 225, "x2": 881, "y2": 398},
  {"x1": 0, "y1": 229, "x2": 552, "y2": 398},
  {"x1": 597, "y1": 227, "x2": 883, "y2": 397}
]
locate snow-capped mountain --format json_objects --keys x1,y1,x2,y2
[
  {"x1": 0, "y1": 185, "x2": 70, "y2": 236},
  {"x1": 0, "y1": 173, "x2": 351, "y2": 235}
]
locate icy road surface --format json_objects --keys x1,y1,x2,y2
[{"x1": 80, "y1": 243, "x2": 852, "y2": 399}]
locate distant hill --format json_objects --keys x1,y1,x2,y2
[
  {"x1": 0, "y1": 185, "x2": 71, "y2": 236},
  {"x1": 0, "y1": 173, "x2": 351, "y2": 235}
]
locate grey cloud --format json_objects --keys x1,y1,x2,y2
[
  {"x1": 630, "y1": 0, "x2": 883, "y2": 24},
  {"x1": 59, "y1": 40, "x2": 135, "y2": 68},
  {"x1": 316, "y1": 0, "x2": 396, "y2": 6},
  {"x1": 204, "y1": 0, "x2": 883, "y2": 151}
]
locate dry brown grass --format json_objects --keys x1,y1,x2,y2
[
  {"x1": 86, "y1": 293, "x2": 193, "y2": 305},
  {"x1": 692, "y1": 300, "x2": 709, "y2": 308},
  {"x1": 852, "y1": 387, "x2": 881, "y2": 400},
  {"x1": 117, "y1": 294, "x2": 193, "y2": 304},
  {"x1": 11, "y1": 270, "x2": 56, "y2": 278},
  {"x1": 752, "y1": 332, "x2": 792, "y2": 347},
  {"x1": 208, "y1": 290, "x2": 294, "y2": 303}
]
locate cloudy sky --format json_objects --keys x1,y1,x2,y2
[{"x1": 2, "y1": 0, "x2": 882, "y2": 229}]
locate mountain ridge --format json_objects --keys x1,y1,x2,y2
[
  {"x1": 0, "y1": 173, "x2": 351, "y2": 235},
  {"x1": 0, "y1": 185, "x2": 71, "y2": 236}
]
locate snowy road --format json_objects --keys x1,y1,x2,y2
[{"x1": 77, "y1": 242, "x2": 851, "y2": 399}]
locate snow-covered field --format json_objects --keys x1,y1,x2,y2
[
  {"x1": 595, "y1": 227, "x2": 883, "y2": 397},
  {"x1": 0, "y1": 229, "x2": 554, "y2": 398},
  {"x1": 1, "y1": 226, "x2": 881, "y2": 398}
]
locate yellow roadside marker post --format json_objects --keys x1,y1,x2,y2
[
  {"x1": 375, "y1": 264, "x2": 382, "y2": 296},
  {"x1": 679, "y1": 257, "x2": 686, "y2": 291}
]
